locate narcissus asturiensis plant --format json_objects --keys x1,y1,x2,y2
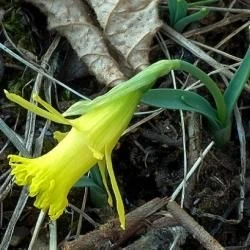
[{"x1": 5, "y1": 46, "x2": 250, "y2": 229}]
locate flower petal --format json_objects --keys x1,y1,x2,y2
[
  {"x1": 4, "y1": 90, "x2": 71, "y2": 125},
  {"x1": 105, "y1": 146, "x2": 125, "y2": 229},
  {"x1": 53, "y1": 131, "x2": 68, "y2": 142},
  {"x1": 98, "y1": 160, "x2": 113, "y2": 207}
]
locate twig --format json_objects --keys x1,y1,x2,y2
[
  {"x1": 0, "y1": 118, "x2": 30, "y2": 156},
  {"x1": 49, "y1": 221, "x2": 57, "y2": 250},
  {"x1": 215, "y1": 20, "x2": 250, "y2": 49},
  {"x1": 76, "y1": 182, "x2": 89, "y2": 237},
  {"x1": 123, "y1": 108, "x2": 163, "y2": 135},
  {"x1": 0, "y1": 188, "x2": 29, "y2": 250},
  {"x1": 167, "y1": 201, "x2": 224, "y2": 250},
  {"x1": 171, "y1": 141, "x2": 214, "y2": 200},
  {"x1": 28, "y1": 211, "x2": 47, "y2": 250},
  {"x1": 26, "y1": 36, "x2": 61, "y2": 248},
  {"x1": 190, "y1": 40, "x2": 242, "y2": 62},
  {"x1": 234, "y1": 105, "x2": 246, "y2": 223},
  {"x1": 60, "y1": 197, "x2": 169, "y2": 250},
  {"x1": 162, "y1": 24, "x2": 233, "y2": 79},
  {"x1": 188, "y1": 6, "x2": 250, "y2": 14},
  {"x1": 183, "y1": 13, "x2": 249, "y2": 38},
  {"x1": 68, "y1": 203, "x2": 100, "y2": 228},
  {"x1": 0, "y1": 43, "x2": 89, "y2": 100}
]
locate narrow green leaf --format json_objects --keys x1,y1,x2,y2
[
  {"x1": 142, "y1": 89, "x2": 221, "y2": 129},
  {"x1": 168, "y1": 0, "x2": 177, "y2": 25},
  {"x1": 74, "y1": 176, "x2": 104, "y2": 192},
  {"x1": 89, "y1": 166, "x2": 105, "y2": 188},
  {"x1": 224, "y1": 46, "x2": 250, "y2": 115},
  {"x1": 174, "y1": 8, "x2": 209, "y2": 32},
  {"x1": 174, "y1": 0, "x2": 188, "y2": 24},
  {"x1": 0, "y1": 118, "x2": 30, "y2": 157},
  {"x1": 178, "y1": 61, "x2": 227, "y2": 124},
  {"x1": 89, "y1": 188, "x2": 108, "y2": 208}
]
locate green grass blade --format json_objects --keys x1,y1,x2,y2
[
  {"x1": 224, "y1": 46, "x2": 250, "y2": 115},
  {"x1": 174, "y1": 8, "x2": 209, "y2": 32},
  {"x1": 168, "y1": 0, "x2": 177, "y2": 25},
  {"x1": 142, "y1": 89, "x2": 221, "y2": 128},
  {"x1": 174, "y1": 0, "x2": 188, "y2": 23},
  {"x1": 0, "y1": 118, "x2": 30, "y2": 157}
]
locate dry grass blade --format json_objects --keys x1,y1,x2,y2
[
  {"x1": 162, "y1": 24, "x2": 234, "y2": 79},
  {"x1": 0, "y1": 118, "x2": 29, "y2": 156},
  {"x1": 0, "y1": 188, "x2": 29, "y2": 250}
]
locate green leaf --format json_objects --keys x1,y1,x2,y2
[
  {"x1": 178, "y1": 61, "x2": 227, "y2": 124},
  {"x1": 168, "y1": 0, "x2": 177, "y2": 25},
  {"x1": 224, "y1": 46, "x2": 250, "y2": 115},
  {"x1": 174, "y1": 0, "x2": 188, "y2": 23},
  {"x1": 142, "y1": 88, "x2": 221, "y2": 129},
  {"x1": 74, "y1": 166, "x2": 108, "y2": 207},
  {"x1": 89, "y1": 188, "x2": 108, "y2": 208},
  {"x1": 74, "y1": 176, "x2": 104, "y2": 191},
  {"x1": 174, "y1": 8, "x2": 209, "y2": 32},
  {"x1": 89, "y1": 165, "x2": 105, "y2": 188}
]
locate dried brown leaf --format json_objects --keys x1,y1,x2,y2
[
  {"x1": 87, "y1": 0, "x2": 162, "y2": 71},
  {"x1": 26, "y1": 0, "x2": 125, "y2": 86},
  {"x1": 25, "y1": 0, "x2": 161, "y2": 85}
]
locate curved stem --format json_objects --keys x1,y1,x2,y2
[
  {"x1": 176, "y1": 60, "x2": 227, "y2": 125},
  {"x1": 71, "y1": 59, "x2": 227, "y2": 127}
]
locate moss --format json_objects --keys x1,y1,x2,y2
[{"x1": 3, "y1": 7, "x2": 36, "y2": 53}]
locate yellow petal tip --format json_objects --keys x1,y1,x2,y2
[
  {"x1": 121, "y1": 223, "x2": 125, "y2": 230},
  {"x1": 32, "y1": 93, "x2": 38, "y2": 101}
]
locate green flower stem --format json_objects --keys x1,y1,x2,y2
[
  {"x1": 63, "y1": 59, "x2": 227, "y2": 128},
  {"x1": 126, "y1": 59, "x2": 226, "y2": 125},
  {"x1": 89, "y1": 60, "x2": 227, "y2": 125},
  {"x1": 177, "y1": 60, "x2": 227, "y2": 125}
]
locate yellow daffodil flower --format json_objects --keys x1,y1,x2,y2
[{"x1": 5, "y1": 60, "x2": 176, "y2": 229}]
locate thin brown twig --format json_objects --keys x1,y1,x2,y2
[
  {"x1": 188, "y1": 6, "x2": 250, "y2": 14},
  {"x1": 167, "y1": 201, "x2": 225, "y2": 250},
  {"x1": 183, "y1": 13, "x2": 249, "y2": 38}
]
